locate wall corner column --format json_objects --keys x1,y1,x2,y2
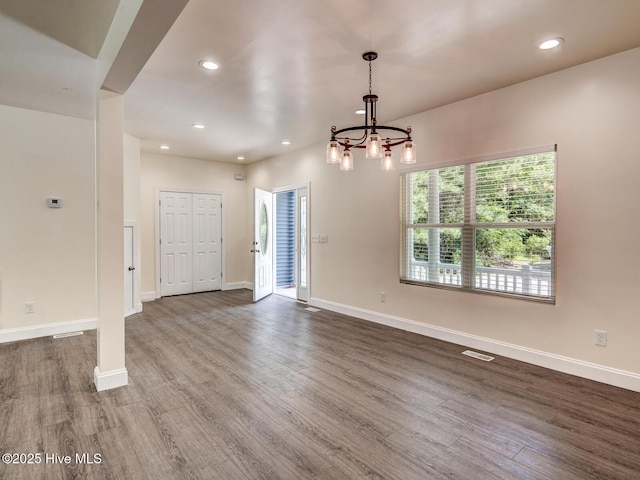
[{"x1": 95, "y1": 89, "x2": 128, "y2": 391}]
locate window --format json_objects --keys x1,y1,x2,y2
[{"x1": 401, "y1": 147, "x2": 556, "y2": 302}]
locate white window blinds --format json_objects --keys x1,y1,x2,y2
[{"x1": 401, "y1": 147, "x2": 556, "y2": 302}]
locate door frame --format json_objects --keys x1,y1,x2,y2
[
  {"x1": 272, "y1": 182, "x2": 310, "y2": 302},
  {"x1": 124, "y1": 220, "x2": 142, "y2": 316},
  {"x1": 154, "y1": 187, "x2": 226, "y2": 299}
]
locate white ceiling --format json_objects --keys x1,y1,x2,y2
[
  {"x1": 3, "y1": 0, "x2": 640, "y2": 164},
  {"x1": 0, "y1": 1, "x2": 116, "y2": 119}
]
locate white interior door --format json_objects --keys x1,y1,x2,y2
[
  {"x1": 253, "y1": 188, "x2": 273, "y2": 302},
  {"x1": 193, "y1": 193, "x2": 222, "y2": 292},
  {"x1": 297, "y1": 186, "x2": 309, "y2": 302},
  {"x1": 124, "y1": 225, "x2": 136, "y2": 316},
  {"x1": 160, "y1": 191, "x2": 193, "y2": 296}
]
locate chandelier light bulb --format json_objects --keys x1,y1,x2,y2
[
  {"x1": 381, "y1": 150, "x2": 394, "y2": 171},
  {"x1": 326, "y1": 140, "x2": 341, "y2": 164},
  {"x1": 340, "y1": 150, "x2": 354, "y2": 171},
  {"x1": 401, "y1": 140, "x2": 416, "y2": 164}
]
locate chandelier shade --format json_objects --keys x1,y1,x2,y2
[
  {"x1": 339, "y1": 149, "x2": 354, "y2": 171},
  {"x1": 381, "y1": 149, "x2": 395, "y2": 171},
  {"x1": 366, "y1": 133, "x2": 382, "y2": 158},
  {"x1": 326, "y1": 51, "x2": 415, "y2": 171},
  {"x1": 326, "y1": 139, "x2": 341, "y2": 164},
  {"x1": 401, "y1": 140, "x2": 416, "y2": 164}
]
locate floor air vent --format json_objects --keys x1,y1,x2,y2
[
  {"x1": 462, "y1": 350, "x2": 495, "y2": 362},
  {"x1": 53, "y1": 332, "x2": 83, "y2": 339}
]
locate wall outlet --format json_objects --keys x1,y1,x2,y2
[
  {"x1": 25, "y1": 302, "x2": 36, "y2": 314},
  {"x1": 594, "y1": 330, "x2": 607, "y2": 347},
  {"x1": 380, "y1": 292, "x2": 386, "y2": 303}
]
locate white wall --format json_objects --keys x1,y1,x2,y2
[
  {"x1": 139, "y1": 152, "x2": 249, "y2": 297},
  {"x1": 124, "y1": 134, "x2": 141, "y2": 222},
  {"x1": 124, "y1": 134, "x2": 142, "y2": 313},
  {"x1": 0, "y1": 105, "x2": 96, "y2": 330},
  {"x1": 246, "y1": 47, "x2": 640, "y2": 382}
]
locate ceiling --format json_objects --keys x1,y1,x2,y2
[
  {"x1": 3, "y1": 1, "x2": 640, "y2": 164},
  {"x1": 0, "y1": 0, "x2": 119, "y2": 119}
]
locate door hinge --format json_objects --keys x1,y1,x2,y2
[{"x1": 160, "y1": 277, "x2": 162, "y2": 283}]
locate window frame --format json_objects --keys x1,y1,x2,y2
[{"x1": 400, "y1": 145, "x2": 556, "y2": 304}]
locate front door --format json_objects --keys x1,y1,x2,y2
[{"x1": 253, "y1": 188, "x2": 273, "y2": 302}]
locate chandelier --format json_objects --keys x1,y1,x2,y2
[{"x1": 326, "y1": 51, "x2": 416, "y2": 172}]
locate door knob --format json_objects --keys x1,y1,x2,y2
[
  {"x1": 128, "y1": 266, "x2": 135, "y2": 271},
  {"x1": 250, "y1": 249, "x2": 260, "y2": 253}
]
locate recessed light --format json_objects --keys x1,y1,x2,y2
[
  {"x1": 191, "y1": 123, "x2": 205, "y2": 129},
  {"x1": 281, "y1": 140, "x2": 291, "y2": 145},
  {"x1": 355, "y1": 109, "x2": 366, "y2": 115},
  {"x1": 160, "y1": 145, "x2": 170, "y2": 150},
  {"x1": 538, "y1": 37, "x2": 563, "y2": 50},
  {"x1": 237, "y1": 156, "x2": 245, "y2": 161},
  {"x1": 199, "y1": 60, "x2": 220, "y2": 70}
]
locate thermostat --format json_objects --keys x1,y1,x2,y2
[{"x1": 47, "y1": 198, "x2": 63, "y2": 208}]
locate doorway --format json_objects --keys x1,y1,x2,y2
[
  {"x1": 275, "y1": 190, "x2": 296, "y2": 299},
  {"x1": 253, "y1": 184, "x2": 309, "y2": 303}
]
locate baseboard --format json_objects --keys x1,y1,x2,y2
[
  {"x1": 141, "y1": 291, "x2": 157, "y2": 302},
  {"x1": 309, "y1": 297, "x2": 640, "y2": 393},
  {"x1": 0, "y1": 318, "x2": 97, "y2": 344},
  {"x1": 223, "y1": 281, "x2": 253, "y2": 291},
  {"x1": 144, "y1": 284, "x2": 250, "y2": 299},
  {"x1": 124, "y1": 303, "x2": 144, "y2": 318},
  {"x1": 94, "y1": 366, "x2": 128, "y2": 392}
]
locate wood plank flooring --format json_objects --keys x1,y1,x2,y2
[{"x1": 1, "y1": 289, "x2": 640, "y2": 479}]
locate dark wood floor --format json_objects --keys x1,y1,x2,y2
[{"x1": 1, "y1": 290, "x2": 640, "y2": 479}]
